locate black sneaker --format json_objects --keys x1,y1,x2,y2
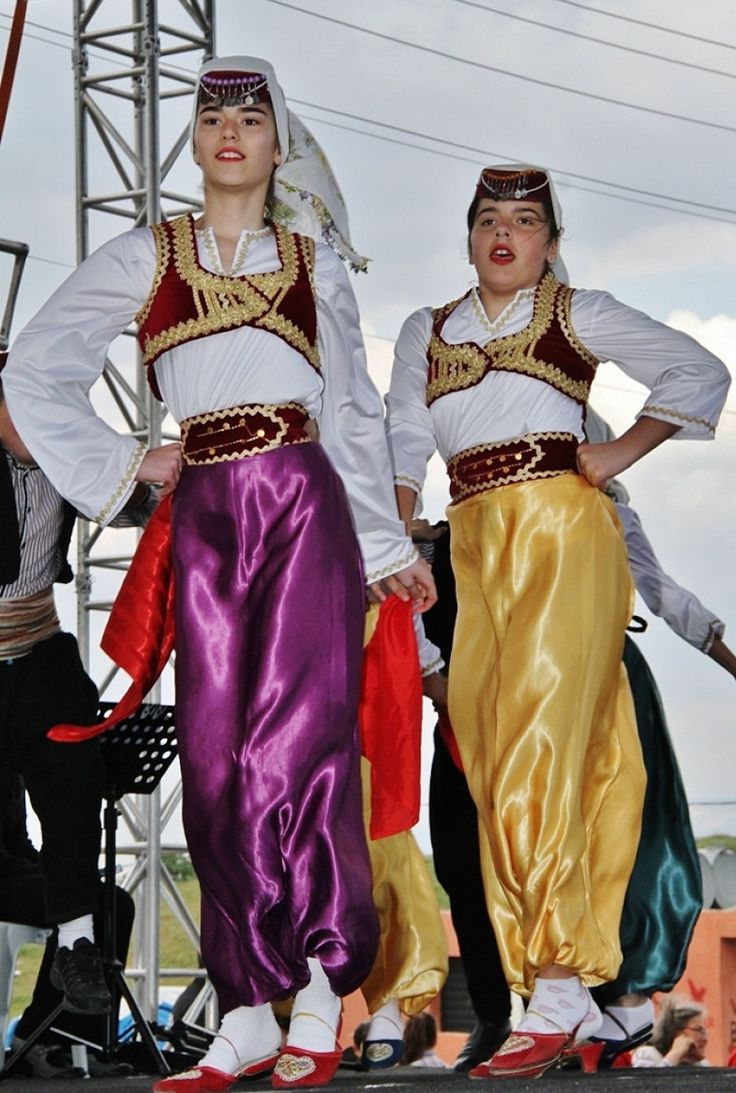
[
  {"x1": 10, "y1": 1037, "x2": 76, "y2": 1079},
  {"x1": 50, "y1": 937, "x2": 112, "y2": 1014}
]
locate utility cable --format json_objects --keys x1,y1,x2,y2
[
  {"x1": 293, "y1": 98, "x2": 736, "y2": 220},
  {"x1": 261, "y1": 0, "x2": 736, "y2": 134},
  {"x1": 452, "y1": 0, "x2": 735, "y2": 79},
  {"x1": 549, "y1": 0, "x2": 736, "y2": 51}
]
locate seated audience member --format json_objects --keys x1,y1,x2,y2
[
  {"x1": 631, "y1": 998, "x2": 711, "y2": 1068},
  {"x1": 341, "y1": 1020, "x2": 370, "y2": 1068},
  {"x1": 401, "y1": 1013, "x2": 446, "y2": 1068}
]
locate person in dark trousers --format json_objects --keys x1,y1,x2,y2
[
  {"x1": 0, "y1": 765, "x2": 134, "y2": 1077},
  {"x1": 0, "y1": 357, "x2": 154, "y2": 1023}
]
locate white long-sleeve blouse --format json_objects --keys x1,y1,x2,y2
[
  {"x1": 386, "y1": 286, "x2": 730, "y2": 508},
  {"x1": 4, "y1": 226, "x2": 415, "y2": 584}
]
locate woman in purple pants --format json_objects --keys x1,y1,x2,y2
[{"x1": 4, "y1": 55, "x2": 435, "y2": 1093}]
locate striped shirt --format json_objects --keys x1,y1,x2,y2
[
  {"x1": 1, "y1": 449, "x2": 66, "y2": 599},
  {"x1": 1, "y1": 449, "x2": 65, "y2": 658}
]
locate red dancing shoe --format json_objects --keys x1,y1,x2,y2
[
  {"x1": 153, "y1": 1051, "x2": 280, "y2": 1093},
  {"x1": 271, "y1": 1045, "x2": 342, "y2": 1088},
  {"x1": 469, "y1": 1031, "x2": 568, "y2": 1079}
]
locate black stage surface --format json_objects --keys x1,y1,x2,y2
[{"x1": 2, "y1": 1064, "x2": 736, "y2": 1092}]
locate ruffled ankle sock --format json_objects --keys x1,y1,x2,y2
[
  {"x1": 200, "y1": 1004, "x2": 280, "y2": 1074},
  {"x1": 287, "y1": 958, "x2": 341, "y2": 1054},
  {"x1": 597, "y1": 999, "x2": 655, "y2": 1041},
  {"x1": 367, "y1": 999, "x2": 403, "y2": 1042},
  {"x1": 518, "y1": 977, "x2": 601, "y2": 1038}
]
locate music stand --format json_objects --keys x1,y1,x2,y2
[
  {"x1": 1, "y1": 702, "x2": 179, "y2": 1080},
  {"x1": 97, "y1": 700, "x2": 178, "y2": 1075}
]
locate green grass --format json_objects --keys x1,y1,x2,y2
[{"x1": 697, "y1": 835, "x2": 736, "y2": 852}]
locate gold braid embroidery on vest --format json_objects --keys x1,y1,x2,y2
[
  {"x1": 425, "y1": 273, "x2": 598, "y2": 407},
  {"x1": 136, "y1": 217, "x2": 320, "y2": 373}
]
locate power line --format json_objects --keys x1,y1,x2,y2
[
  {"x1": 0, "y1": 20, "x2": 72, "y2": 55},
  {"x1": 261, "y1": 0, "x2": 736, "y2": 135},
  {"x1": 549, "y1": 0, "x2": 736, "y2": 51},
  {"x1": 4, "y1": 10, "x2": 736, "y2": 224},
  {"x1": 293, "y1": 100, "x2": 736, "y2": 222},
  {"x1": 452, "y1": 0, "x2": 736, "y2": 80}
]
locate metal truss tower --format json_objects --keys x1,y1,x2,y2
[{"x1": 72, "y1": 0, "x2": 214, "y2": 1021}]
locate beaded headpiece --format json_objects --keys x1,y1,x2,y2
[
  {"x1": 476, "y1": 167, "x2": 552, "y2": 207},
  {"x1": 197, "y1": 70, "x2": 271, "y2": 109}
]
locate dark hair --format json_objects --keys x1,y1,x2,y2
[
  {"x1": 353, "y1": 1021, "x2": 370, "y2": 1053},
  {"x1": 466, "y1": 190, "x2": 560, "y2": 242},
  {"x1": 649, "y1": 997, "x2": 705, "y2": 1055},
  {"x1": 401, "y1": 1013, "x2": 437, "y2": 1065}
]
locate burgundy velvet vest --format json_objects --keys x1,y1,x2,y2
[
  {"x1": 136, "y1": 216, "x2": 319, "y2": 400},
  {"x1": 426, "y1": 273, "x2": 599, "y2": 408}
]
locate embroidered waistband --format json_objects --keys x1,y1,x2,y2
[
  {"x1": 180, "y1": 403, "x2": 310, "y2": 466},
  {"x1": 0, "y1": 588, "x2": 60, "y2": 661},
  {"x1": 447, "y1": 432, "x2": 579, "y2": 503}
]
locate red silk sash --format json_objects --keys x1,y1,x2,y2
[
  {"x1": 358, "y1": 596, "x2": 422, "y2": 839},
  {"x1": 47, "y1": 495, "x2": 176, "y2": 742}
]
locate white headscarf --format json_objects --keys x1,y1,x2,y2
[
  {"x1": 191, "y1": 55, "x2": 367, "y2": 272},
  {"x1": 475, "y1": 163, "x2": 568, "y2": 284}
]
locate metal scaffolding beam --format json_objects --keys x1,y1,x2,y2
[{"x1": 72, "y1": 0, "x2": 214, "y2": 1022}]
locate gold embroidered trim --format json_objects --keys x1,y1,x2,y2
[
  {"x1": 366, "y1": 546, "x2": 419, "y2": 586},
  {"x1": 700, "y1": 619, "x2": 723, "y2": 654},
  {"x1": 495, "y1": 1033, "x2": 537, "y2": 1057},
  {"x1": 139, "y1": 216, "x2": 320, "y2": 373},
  {"x1": 556, "y1": 286, "x2": 599, "y2": 370},
  {"x1": 450, "y1": 430, "x2": 576, "y2": 463},
  {"x1": 95, "y1": 441, "x2": 147, "y2": 525},
  {"x1": 452, "y1": 466, "x2": 572, "y2": 504},
  {"x1": 135, "y1": 223, "x2": 169, "y2": 330},
  {"x1": 273, "y1": 1054, "x2": 317, "y2": 1082},
  {"x1": 183, "y1": 401, "x2": 307, "y2": 429},
  {"x1": 394, "y1": 473, "x2": 423, "y2": 494},
  {"x1": 640, "y1": 403, "x2": 715, "y2": 434},
  {"x1": 421, "y1": 654, "x2": 444, "y2": 677},
  {"x1": 426, "y1": 274, "x2": 597, "y2": 405}
]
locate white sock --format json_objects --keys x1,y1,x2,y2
[
  {"x1": 367, "y1": 999, "x2": 403, "y2": 1042},
  {"x1": 57, "y1": 915, "x2": 94, "y2": 950},
  {"x1": 598, "y1": 999, "x2": 655, "y2": 1041},
  {"x1": 287, "y1": 958, "x2": 341, "y2": 1054},
  {"x1": 518, "y1": 977, "x2": 600, "y2": 1037},
  {"x1": 200, "y1": 1004, "x2": 281, "y2": 1074}
]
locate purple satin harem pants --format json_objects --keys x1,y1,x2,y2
[{"x1": 172, "y1": 441, "x2": 379, "y2": 1012}]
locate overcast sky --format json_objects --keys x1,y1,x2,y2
[{"x1": 1, "y1": 0, "x2": 735, "y2": 851}]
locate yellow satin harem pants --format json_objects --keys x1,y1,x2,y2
[
  {"x1": 360, "y1": 758, "x2": 448, "y2": 1015},
  {"x1": 447, "y1": 473, "x2": 645, "y2": 997}
]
